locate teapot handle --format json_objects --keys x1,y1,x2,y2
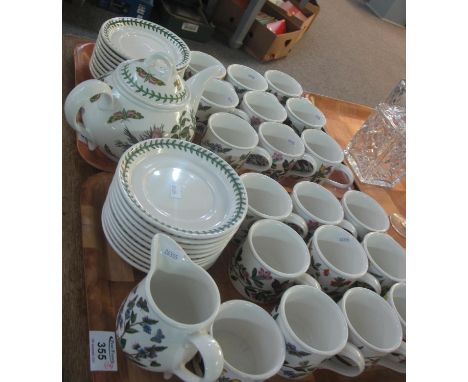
[
  {"x1": 173, "y1": 333, "x2": 223, "y2": 382},
  {"x1": 64, "y1": 79, "x2": 113, "y2": 150},
  {"x1": 143, "y1": 52, "x2": 177, "y2": 86}
]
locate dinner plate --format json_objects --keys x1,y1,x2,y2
[
  {"x1": 109, "y1": 179, "x2": 236, "y2": 247},
  {"x1": 95, "y1": 38, "x2": 122, "y2": 66},
  {"x1": 100, "y1": 17, "x2": 190, "y2": 73},
  {"x1": 104, "y1": 206, "x2": 219, "y2": 267},
  {"x1": 94, "y1": 48, "x2": 117, "y2": 72},
  {"x1": 116, "y1": 139, "x2": 248, "y2": 239},
  {"x1": 106, "y1": 196, "x2": 231, "y2": 256}
]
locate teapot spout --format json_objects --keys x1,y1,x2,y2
[{"x1": 186, "y1": 65, "x2": 225, "y2": 114}]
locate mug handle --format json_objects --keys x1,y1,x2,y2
[
  {"x1": 355, "y1": 272, "x2": 382, "y2": 295},
  {"x1": 63, "y1": 79, "x2": 114, "y2": 150},
  {"x1": 321, "y1": 342, "x2": 366, "y2": 377},
  {"x1": 320, "y1": 163, "x2": 354, "y2": 188},
  {"x1": 173, "y1": 333, "x2": 224, "y2": 382},
  {"x1": 377, "y1": 340, "x2": 406, "y2": 374},
  {"x1": 242, "y1": 147, "x2": 272, "y2": 172},
  {"x1": 282, "y1": 213, "x2": 308, "y2": 239},
  {"x1": 337, "y1": 219, "x2": 358, "y2": 238},
  {"x1": 294, "y1": 273, "x2": 321, "y2": 290},
  {"x1": 286, "y1": 153, "x2": 318, "y2": 178},
  {"x1": 229, "y1": 108, "x2": 250, "y2": 121}
]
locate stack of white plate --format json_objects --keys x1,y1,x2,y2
[
  {"x1": 102, "y1": 138, "x2": 248, "y2": 272},
  {"x1": 90, "y1": 17, "x2": 191, "y2": 79}
]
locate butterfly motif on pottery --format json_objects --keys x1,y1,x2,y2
[
  {"x1": 136, "y1": 67, "x2": 166, "y2": 86},
  {"x1": 150, "y1": 328, "x2": 165, "y2": 343}
]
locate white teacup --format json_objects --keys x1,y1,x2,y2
[
  {"x1": 341, "y1": 190, "x2": 390, "y2": 239},
  {"x1": 264, "y1": 69, "x2": 303, "y2": 104},
  {"x1": 338, "y1": 287, "x2": 405, "y2": 372},
  {"x1": 361, "y1": 232, "x2": 406, "y2": 295},
  {"x1": 250, "y1": 122, "x2": 318, "y2": 181},
  {"x1": 196, "y1": 79, "x2": 240, "y2": 124},
  {"x1": 272, "y1": 285, "x2": 365, "y2": 379},
  {"x1": 307, "y1": 225, "x2": 382, "y2": 300},
  {"x1": 319, "y1": 164, "x2": 355, "y2": 199},
  {"x1": 286, "y1": 97, "x2": 327, "y2": 135},
  {"x1": 193, "y1": 300, "x2": 286, "y2": 382},
  {"x1": 240, "y1": 91, "x2": 287, "y2": 130},
  {"x1": 201, "y1": 112, "x2": 272, "y2": 172},
  {"x1": 226, "y1": 64, "x2": 268, "y2": 100},
  {"x1": 229, "y1": 219, "x2": 321, "y2": 304},
  {"x1": 380, "y1": 282, "x2": 406, "y2": 373},
  {"x1": 234, "y1": 173, "x2": 309, "y2": 242},
  {"x1": 291, "y1": 181, "x2": 357, "y2": 240},
  {"x1": 299, "y1": 129, "x2": 344, "y2": 182},
  {"x1": 184, "y1": 51, "x2": 226, "y2": 80}
]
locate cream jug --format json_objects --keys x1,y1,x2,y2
[{"x1": 115, "y1": 233, "x2": 224, "y2": 381}]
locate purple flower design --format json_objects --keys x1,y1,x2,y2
[
  {"x1": 258, "y1": 268, "x2": 272, "y2": 280},
  {"x1": 272, "y1": 152, "x2": 284, "y2": 162}
]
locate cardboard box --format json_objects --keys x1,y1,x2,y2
[
  {"x1": 264, "y1": 0, "x2": 320, "y2": 40},
  {"x1": 211, "y1": 0, "x2": 304, "y2": 62}
]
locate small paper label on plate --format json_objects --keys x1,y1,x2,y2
[
  {"x1": 339, "y1": 237, "x2": 350, "y2": 243},
  {"x1": 182, "y1": 22, "x2": 199, "y2": 33},
  {"x1": 170, "y1": 183, "x2": 182, "y2": 199},
  {"x1": 89, "y1": 331, "x2": 118, "y2": 371}
]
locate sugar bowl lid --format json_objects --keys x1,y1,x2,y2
[{"x1": 115, "y1": 52, "x2": 188, "y2": 106}]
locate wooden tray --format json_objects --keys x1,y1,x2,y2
[{"x1": 81, "y1": 172, "x2": 404, "y2": 382}]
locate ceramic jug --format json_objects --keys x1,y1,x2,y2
[
  {"x1": 64, "y1": 52, "x2": 224, "y2": 161},
  {"x1": 115, "y1": 233, "x2": 224, "y2": 381}
]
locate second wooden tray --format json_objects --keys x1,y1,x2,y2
[{"x1": 80, "y1": 172, "x2": 404, "y2": 382}]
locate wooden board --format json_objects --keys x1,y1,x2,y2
[{"x1": 81, "y1": 172, "x2": 405, "y2": 382}]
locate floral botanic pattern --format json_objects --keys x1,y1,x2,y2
[
  {"x1": 114, "y1": 125, "x2": 164, "y2": 153},
  {"x1": 262, "y1": 152, "x2": 292, "y2": 181},
  {"x1": 169, "y1": 110, "x2": 196, "y2": 140},
  {"x1": 90, "y1": 93, "x2": 101, "y2": 102},
  {"x1": 229, "y1": 247, "x2": 292, "y2": 303},
  {"x1": 281, "y1": 360, "x2": 318, "y2": 379},
  {"x1": 201, "y1": 141, "x2": 232, "y2": 155},
  {"x1": 234, "y1": 86, "x2": 247, "y2": 96},
  {"x1": 307, "y1": 244, "x2": 354, "y2": 301},
  {"x1": 116, "y1": 288, "x2": 168, "y2": 369},
  {"x1": 107, "y1": 108, "x2": 144, "y2": 124},
  {"x1": 249, "y1": 115, "x2": 263, "y2": 129},
  {"x1": 136, "y1": 67, "x2": 165, "y2": 86},
  {"x1": 223, "y1": 154, "x2": 249, "y2": 170},
  {"x1": 286, "y1": 343, "x2": 311, "y2": 357},
  {"x1": 310, "y1": 164, "x2": 333, "y2": 182},
  {"x1": 244, "y1": 153, "x2": 270, "y2": 168}
]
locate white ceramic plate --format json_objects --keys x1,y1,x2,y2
[
  {"x1": 109, "y1": 179, "x2": 237, "y2": 247},
  {"x1": 95, "y1": 37, "x2": 122, "y2": 66},
  {"x1": 100, "y1": 17, "x2": 190, "y2": 72},
  {"x1": 116, "y1": 139, "x2": 248, "y2": 239}
]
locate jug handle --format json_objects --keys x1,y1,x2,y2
[
  {"x1": 64, "y1": 79, "x2": 114, "y2": 149},
  {"x1": 173, "y1": 333, "x2": 224, "y2": 382}
]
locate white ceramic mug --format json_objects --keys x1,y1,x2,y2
[
  {"x1": 226, "y1": 64, "x2": 268, "y2": 100},
  {"x1": 379, "y1": 282, "x2": 406, "y2": 373},
  {"x1": 229, "y1": 219, "x2": 321, "y2": 304},
  {"x1": 307, "y1": 225, "x2": 382, "y2": 300},
  {"x1": 360, "y1": 232, "x2": 406, "y2": 295},
  {"x1": 285, "y1": 97, "x2": 327, "y2": 135},
  {"x1": 337, "y1": 287, "x2": 405, "y2": 373},
  {"x1": 264, "y1": 69, "x2": 303, "y2": 104},
  {"x1": 272, "y1": 285, "x2": 365, "y2": 379},
  {"x1": 297, "y1": 129, "x2": 345, "y2": 182},
  {"x1": 200, "y1": 112, "x2": 272, "y2": 172},
  {"x1": 193, "y1": 300, "x2": 286, "y2": 382},
  {"x1": 233, "y1": 172, "x2": 309, "y2": 242},
  {"x1": 341, "y1": 190, "x2": 390, "y2": 239},
  {"x1": 195, "y1": 79, "x2": 240, "y2": 125},
  {"x1": 291, "y1": 181, "x2": 357, "y2": 240},
  {"x1": 249, "y1": 122, "x2": 318, "y2": 181},
  {"x1": 183, "y1": 51, "x2": 226, "y2": 80},
  {"x1": 240, "y1": 91, "x2": 287, "y2": 130}
]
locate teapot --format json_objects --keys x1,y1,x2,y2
[
  {"x1": 115, "y1": 233, "x2": 224, "y2": 381},
  {"x1": 64, "y1": 52, "x2": 224, "y2": 161}
]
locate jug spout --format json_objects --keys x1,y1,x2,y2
[{"x1": 186, "y1": 65, "x2": 225, "y2": 114}]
